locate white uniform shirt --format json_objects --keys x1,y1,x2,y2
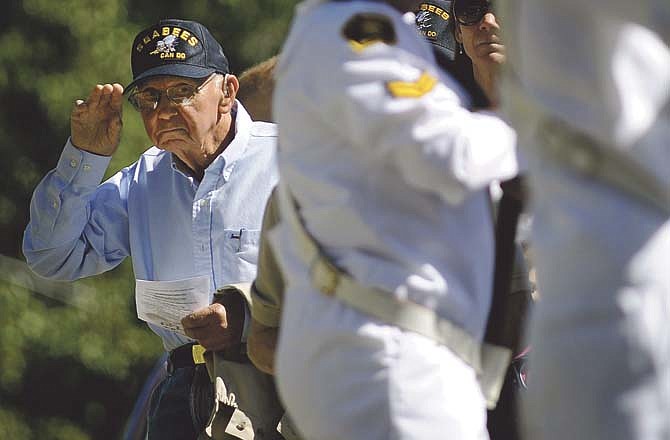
[
  {"x1": 272, "y1": 0, "x2": 517, "y2": 339},
  {"x1": 502, "y1": 0, "x2": 670, "y2": 187}
]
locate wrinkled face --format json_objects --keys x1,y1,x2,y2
[
  {"x1": 456, "y1": 10, "x2": 505, "y2": 67},
  {"x1": 137, "y1": 74, "x2": 225, "y2": 155}
]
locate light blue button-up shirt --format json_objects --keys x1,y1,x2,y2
[{"x1": 23, "y1": 102, "x2": 278, "y2": 351}]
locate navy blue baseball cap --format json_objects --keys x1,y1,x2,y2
[
  {"x1": 126, "y1": 19, "x2": 230, "y2": 90},
  {"x1": 415, "y1": 1, "x2": 457, "y2": 61}
]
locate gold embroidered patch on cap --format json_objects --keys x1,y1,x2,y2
[
  {"x1": 419, "y1": 3, "x2": 450, "y2": 21},
  {"x1": 134, "y1": 26, "x2": 200, "y2": 59},
  {"x1": 387, "y1": 71, "x2": 438, "y2": 98},
  {"x1": 342, "y1": 13, "x2": 397, "y2": 53}
]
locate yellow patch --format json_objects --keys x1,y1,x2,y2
[
  {"x1": 342, "y1": 13, "x2": 396, "y2": 53},
  {"x1": 387, "y1": 72, "x2": 438, "y2": 98},
  {"x1": 192, "y1": 344, "x2": 206, "y2": 364},
  {"x1": 348, "y1": 39, "x2": 383, "y2": 53}
]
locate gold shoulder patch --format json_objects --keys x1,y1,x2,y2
[
  {"x1": 341, "y1": 13, "x2": 397, "y2": 53},
  {"x1": 387, "y1": 71, "x2": 438, "y2": 98}
]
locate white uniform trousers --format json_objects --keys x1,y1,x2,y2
[
  {"x1": 274, "y1": 273, "x2": 489, "y2": 440},
  {"x1": 521, "y1": 155, "x2": 670, "y2": 440}
]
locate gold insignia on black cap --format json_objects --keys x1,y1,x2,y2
[
  {"x1": 341, "y1": 13, "x2": 396, "y2": 53},
  {"x1": 419, "y1": 3, "x2": 451, "y2": 21}
]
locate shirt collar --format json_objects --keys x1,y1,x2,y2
[
  {"x1": 169, "y1": 100, "x2": 252, "y2": 182},
  {"x1": 216, "y1": 100, "x2": 252, "y2": 182}
]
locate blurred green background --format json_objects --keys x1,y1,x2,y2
[{"x1": 0, "y1": 1, "x2": 298, "y2": 438}]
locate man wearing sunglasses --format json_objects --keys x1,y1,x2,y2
[
  {"x1": 23, "y1": 19, "x2": 282, "y2": 440},
  {"x1": 499, "y1": 1, "x2": 670, "y2": 440},
  {"x1": 451, "y1": 0, "x2": 504, "y2": 105},
  {"x1": 453, "y1": 0, "x2": 491, "y2": 26}
]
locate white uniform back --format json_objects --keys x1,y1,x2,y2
[
  {"x1": 270, "y1": 1, "x2": 517, "y2": 438},
  {"x1": 499, "y1": 2, "x2": 670, "y2": 439},
  {"x1": 273, "y1": 0, "x2": 517, "y2": 340}
]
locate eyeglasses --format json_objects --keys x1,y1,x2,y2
[
  {"x1": 454, "y1": 0, "x2": 493, "y2": 26},
  {"x1": 128, "y1": 73, "x2": 217, "y2": 112}
]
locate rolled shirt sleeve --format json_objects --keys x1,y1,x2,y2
[
  {"x1": 23, "y1": 138, "x2": 131, "y2": 280},
  {"x1": 275, "y1": 6, "x2": 518, "y2": 206}
]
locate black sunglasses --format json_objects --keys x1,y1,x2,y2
[{"x1": 454, "y1": 0, "x2": 493, "y2": 26}]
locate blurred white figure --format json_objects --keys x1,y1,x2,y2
[
  {"x1": 500, "y1": 1, "x2": 670, "y2": 439},
  {"x1": 271, "y1": 0, "x2": 519, "y2": 439}
]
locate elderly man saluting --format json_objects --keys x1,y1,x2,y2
[{"x1": 23, "y1": 19, "x2": 280, "y2": 440}]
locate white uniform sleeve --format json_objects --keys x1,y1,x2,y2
[
  {"x1": 275, "y1": 5, "x2": 517, "y2": 205},
  {"x1": 500, "y1": 0, "x2": 669, "y2": 148}
]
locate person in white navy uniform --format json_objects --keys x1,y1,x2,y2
[
  {"x1": 499, "y1": 1, "x2": 670, "y2": 439},
  {"x1": 22, "y1": 18, "x2": 282, "y2": 440},
  {"x1": 270, "y1": 0, "x2": 519, "y2": 438}
]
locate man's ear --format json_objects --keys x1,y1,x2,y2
[
  {"x1": 219, "y1": 74, "x2": 239, "y2": 112},
  {"x1": 454, "y1": 23, "x2": 463, "y2": 44}
]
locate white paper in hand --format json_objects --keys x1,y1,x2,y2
[{"x1": 135, "y1": 275, "x2": 212, "y2": 335}]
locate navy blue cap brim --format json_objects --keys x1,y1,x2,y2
[{"x1": 125, "y1": 64, "x2": 218, "y2": 92}]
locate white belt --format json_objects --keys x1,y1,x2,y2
[
  {"x1": 277, "y1": 182, "x2": 511, "y2": 409},
  {"x1": 539, "y1": 118, "x2": 670, "y2": 216}
]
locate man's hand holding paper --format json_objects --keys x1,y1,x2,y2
[
  {"x1": 135, "y1": 276, "x2": 212, "y2": 336},
  {"x1": 181, "y1": 295, "x2": 245, "y2": 351}
]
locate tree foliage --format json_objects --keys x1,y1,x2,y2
[{"x1": 0, "y1": 0, "x2": 298, "y2": 438}]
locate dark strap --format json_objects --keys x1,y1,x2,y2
[
  {"x1": 169, "y1": 343, "x2": 249, "y2": 373},
  {"x1": 485, "y1": 176, "x2": 532, "y2": 355},
  {"x1": 168, "y1": 343, "x2": 206, "y2": 372}
]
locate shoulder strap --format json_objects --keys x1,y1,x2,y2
[
  {"x1": 486, "y1": 177, "x2": 532, "y2": 355},
  {"x1": 541, "y1": 118, "x2": 670, "y2": 216}
]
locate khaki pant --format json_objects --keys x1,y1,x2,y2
[{"x1": 199, "y1": 352, "x2": 285, "y2": 440}]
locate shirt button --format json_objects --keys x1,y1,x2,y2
[
  {"x1": 82, "y1": 164, "x2": 91, "y2": 171},
  {"x1": 69, "y1": 159, "x2": 78, "y2": 168},
  {"x1": 52, "y1": 199, "x2": 59, "y2": 209},
  {"x1": 199, "y1": 199, "x2": 208, "y2": 207}
]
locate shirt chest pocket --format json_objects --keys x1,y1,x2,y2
[{"x1": 213, "y1": 228, "x2": 261, "y2": 286}]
